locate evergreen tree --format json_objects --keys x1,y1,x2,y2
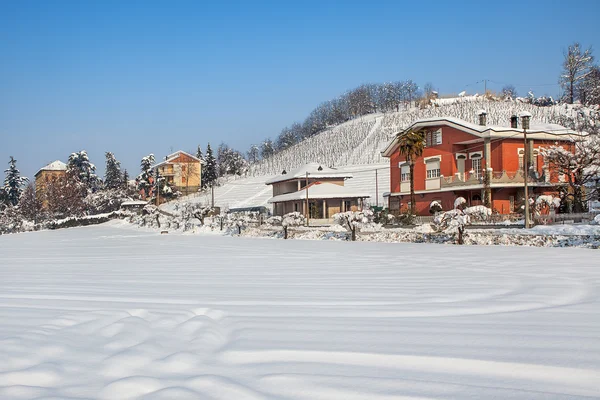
[
  {"x1": 3, "y1": 156, "x2": 29, "y2": 206},
  {"x1": 67, "y1": 150, "x2": 99, "y2": 191},
  {"x1": 202, "y1": 143, "x2": 217, "y2": 188},
  {"x1": 196, "y1": 145, "x2": 204, "y2": 162},
  {"x1": 104, "y1": 152, "x2": 123, "y2": 189},
  {"x1": 122, "y1": 169, "x2": 130, "y2": 190},
  {"x1": 136, "y1": 154, "x2": 155, "y2": 198}
]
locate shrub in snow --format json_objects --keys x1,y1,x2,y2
[
  {"x1": 429, "y1": 200, "x2": 442, "y2": 214},
  {"x1": 84, "y1": 189, "x2": 132, "y2": 215},
  {"x1": 463, "y1": 205, "x2": 492, "y2": 222},
  {"x1": 281, "y1": 212, "x2": 306, "y2": 239},
  {"x1": 454, "y1": 197, "x2": 467, "y2": 210},
  {"x1": 265, "y1": 216, "x2": 283, "y2": 226},
  {"x1": 333, "y1": 209, "x2": 375, "y2": 241},
  {"x1": 226, "y1": 212, "x2": 259, "y2": 234},
  {"x1": 434, "y1": 209, "x2": 469, "y2": 244},
  {"x1": 593, "y1": 214, "x2": 600, "y2": 225}
]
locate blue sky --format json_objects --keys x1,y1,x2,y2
[{"x1": 1, "y1": 0, "x2": 599, "y2": 179}]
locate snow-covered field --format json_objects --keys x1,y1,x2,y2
[{"x1": 1, "y1": 223, "x2": 599, "y2": 399}]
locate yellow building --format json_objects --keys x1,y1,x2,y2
[
  {"x1": 154, "y1": 151, "x2": 202, "y2": 196},
  {"x1": 34, "y1": 160, "x2": 67, "y2": 207}
]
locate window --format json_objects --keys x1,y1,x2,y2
[
  {"x1": 518, "y1": 149, "x2": 539, "y2": 171},
  {"x1": 472, "y1": 157, "x2": 482, "y2": 179},
  {"x1": 401, "y1": 164, "x2": 410, "y2": 182},
  {"x1": 426, "y1": 159, "x2": 441, "y2": 179},
  {"x1": 425, "y1": 129, "x2": 443, "y2": 147}
]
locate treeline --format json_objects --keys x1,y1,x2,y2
[{"x1": 247, "y1": 80, "x2": 420, "y2": 161}]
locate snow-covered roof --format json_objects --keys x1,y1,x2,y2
[
  {"x1": 153, "y1": 150, "x2": 203, "y2": 168},
  {"x1": 265, "y1": 163, "x2": 353, "y2": 185},
  {"x1": 35, "y1": 160, "x2": 67, "y2": 176},
  {"x1": 268, "y1": 182, "x2": 370, "y2": 203},
  {"x1": 121, "y1": 200, "x2": 148, "y2": 206},
  {"x1": 381, "y1": 116, "x2": 582, "y2": 157}
]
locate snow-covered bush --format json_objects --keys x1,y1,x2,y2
[
  {"x1": 281, "y1": 212, "x2": 306, "y2": 239},
  {"x1": 84, "y1": 189, "x2": 131, "y2": 214},
  {"x1": 593, "y1": 214, "x2": 600, "y2": 225},
  {"x1": 333, "y1": 209, "x2": 375, "y2": 241},
  {"x1": 265, "y1": 215, "x2": 283, "y2": 226},
  {"x1": 429, "y1": 200, "x2": 442, "y2": 214},
  {"x1": 454, "y1": 197, "x2": 467, "y2": 210},
  {"x1": 226, "y1": 212, "x2": 259, "y2": 234},
  {"x1": 463, "y1": 205, "x2": 492, "y2": 222}
]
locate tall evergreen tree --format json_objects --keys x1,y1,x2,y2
[
  {"x1": 202, "y1": 143, "x2": 217, "y2": 188},
  {"x1": 3, "y1": 156, "x2": 29, "y2": 206},
  {"x1": 104, "y1": 152, "x2": 123, "y2": 189},
  {"x1": 136, "y1": 154, "x2": 155, "y2": 198},
  {"x1": 122, "y1": 169, "x2": 130, "y2": 190},
  {"x1": 67, "y1": 150, "x2": 99, "y2": 191},
  {"x1": 196, "y1": 145, "x2": 204, "y2": 162}
]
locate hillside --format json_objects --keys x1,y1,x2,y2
[{"x1": 165, "y1": 97, "x2": 597, "y2": 212}]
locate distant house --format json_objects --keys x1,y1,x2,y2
[
  {"x1": 381, "y1": 115, "x2": 580, "y2": 215},
  {"x1": 34, "y1": 160, "x2": 67, "y2": 207},
  {"x1": 153, "y1": 151, "x2": 203, "y2": 196},
  {"x1": 266, "y1": 163, "x2": 370, "y2": 219}
]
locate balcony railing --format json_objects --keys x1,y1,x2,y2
[{"x1": 440, "y1": 170, "x2": 549, "y2": 189}]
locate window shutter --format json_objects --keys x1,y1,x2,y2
[{"x1": 436, "y1": 129, "x2": 442, "y2": 145}]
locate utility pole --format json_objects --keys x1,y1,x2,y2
[
  {"x1": 375, "y1": 169, "x2": 379, "y2": 207},
  {"x1": 211, "y1": 184, "x2": 215, "y2": 208},
  {"x1": 519, "y1": 112, "x2": 532, "y2": 229},
  {"x1": 305, "y1": 171, "x2": 310, "y2": 226}
]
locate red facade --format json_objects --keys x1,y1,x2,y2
[{"x1": 384, "y1": 119, "x2": 576, "y2": 215}]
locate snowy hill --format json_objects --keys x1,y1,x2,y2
[{"x1": 165, "y1": 97, "x2": 597, "y2": 212}]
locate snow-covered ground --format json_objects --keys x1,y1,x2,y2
[{"x1": 1, "y1": 222, "x2": 599, "y2": 399}]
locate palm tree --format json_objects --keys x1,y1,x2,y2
[{"x1": 398, "y1": 129, "x2": 425, "y2": 215}]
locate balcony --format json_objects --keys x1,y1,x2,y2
[{"x1": 440, "y1": 170, "x2": 549, "y2": 189}]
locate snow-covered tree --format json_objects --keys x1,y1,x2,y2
[
  {"x1": 3, "y1": 156, "x2": 29, "y2": 206},
  {"x1": 560, "y1": 42, "x2": 594, "y2": 104},
  {"x1": 19, "y1": 183, "x2": 42, "y2": 222},
  {"x1": 333, "y1": 209, "x2": 374, "y2": 241},
  {"x1": 247, "y1": 144, "x2": 260, "y2": 163},
  {"x1": 67, "y1": 150, "x2": 99, "y2": 191},
  {"x1": 104, "y1": 152, "x2": 123, "y2": 189},
  {"x1": 501, "y1": 85, "x2": 517, "y2": 99},
  {"x1": 137, "y1": 154, "x2": 155, "y2": 199},
  {"x1": 45, "y1": 172, "x2": 86, "y2": 219},
  {"x1": 202, "y1": 143, "x2": 218, "y2": 188},
  {"x1": 579, "y1": 65, "x2": 600, "y2": 106},
  {"x1": 260, "y1": 139, "x2": 275, "y2": 159},
  {"x1": 195, "y1": 145, "x2": 204, "y2": 162},
  {"x1": 541, "y1": 137, "x2": 600, "y2": 212},
  {"x1": 281, "y1": 211, "x2": 306, "y2": 239}
]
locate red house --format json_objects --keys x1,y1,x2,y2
[{"x1": 381, "y1": 114, "x2": 580, "y2": 215}]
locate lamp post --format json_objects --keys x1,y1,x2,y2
[{"x1": 519, "y1": 111, "x2": 532, "y2": 228}]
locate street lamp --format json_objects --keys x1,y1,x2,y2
[{"x1": 519, "y1": 111, "x2": 532, "y2": 228}]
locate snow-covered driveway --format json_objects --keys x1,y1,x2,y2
[{"x1": 0, "y1": 223, "x2": 599, "y2": 399}]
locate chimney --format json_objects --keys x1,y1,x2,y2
[
  {"x1": 510, "y1": 115, "x2": 518, "y2": 129},
  {"x1": 477, "y1": 110, "x2": 487, "y2": 126}
]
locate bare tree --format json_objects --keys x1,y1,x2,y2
[
  {"x1": 560, "y1": 43, "x2": 594, "y2": 103},
  {"x1": 501, "y1": 84, "x2": 517, "y2": 99},
  {"x1": 541, "y1": 136, "x2": 600, "y2": 213}
]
